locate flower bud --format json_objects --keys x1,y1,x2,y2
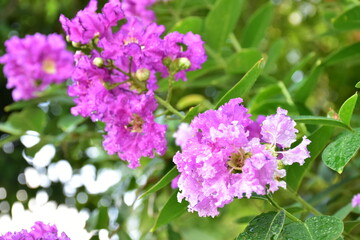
[
  {"x1": 135, "y1": 68, "x2": 150, "y2": 82},
  {"x1": 177, "y1": 57, "x2": 191, "y2": 70},
  {"x1": 162, "y1": 57, "x2": 173, "y2": 67},
  {"x1": 72, "y1": 41, "x2": 81, "y2": 48},
  {"x1": 93, "y1": 57, "x2": 104, "y2": 67},
  {"x1": 66, "y1": 35, "x2": 71, "y2": 42}
]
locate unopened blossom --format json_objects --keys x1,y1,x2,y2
[
  {"x1": 59, "y1": 0, "x2": 124, "y2": 44},
  {"x1": 0, "y1": 221, "x2": 70, "y2": 240},
  {"x1": 352, "y1": 194, "x2": 360, "y2": 208},
  {"x1": 173, "y1": 98, "x2": 310, "y2": 217},
  {"x1": 0, "y1": 33, "x2": 73, "y2": 101}
]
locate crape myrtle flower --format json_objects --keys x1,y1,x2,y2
[
  {"x1": 0, "y1": 33, "x2": 73, "y2": 101},
  {"x1": 59, "y1": 0, "x2": 124, "y2": 44},
  {"x1": 352, "y1": 194, "x2": 360, "y2": 208},
  {"x1": 0, "y1": 221, "x2": 70, "y2": 240},
  {"x1": 122, "y1": 0, "x2": 157, "y2": 23},
  {"x1": 173, "y1": 98, "x2": 311, "y2": 217}
]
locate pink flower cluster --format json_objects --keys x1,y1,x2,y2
[
  {"x1": 0, "y1": 221, "x2": 70, "y2": 240},
  {"x1": 0, "y1": 33, "x2": 73, "y2": 101},
  {"x1": 352, "y1": 194, "x2": 360, "y2": 208},
  {"x1": 60, "y1": 0, "x2": 206, "y2": 167},
  {"x1": 173, "y1": 99, "x2": 311, "y2": 217}
]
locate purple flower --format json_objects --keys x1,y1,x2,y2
[
  {"x1": 352, "y1": 194, "x2": 360, "y2": 208},
  {"x1": 121, "y1": 0, "x2": 157, "y2": 23},
  {"x1": 173, "y1": 123, "x2": 193, "y2": 149},
  {"x1": 173, "y1": 99, "x2": 310, "y2": 217},
  {"x1": 59, "y1": 0, "x2": 124, "y2": 44},
  {"x1": 0, "y1": 221, "x2": 70, "y2": 240},
  {"x1": 0, "y1": 33, "x2": 73, "y2": 101}
]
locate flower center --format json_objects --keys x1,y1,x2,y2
[
  {"x1": 126, "y1": 114, "x2": 144, "y2": 133},
  {"x1": 123, "y1": 37, "x2": 139, "y2": 45},
  {"x1": 42, "y1": 59, "x2": 56, "y2": 74},
  {"x1": 227, "y1": 148, "x2": 252, "y2": 173}
]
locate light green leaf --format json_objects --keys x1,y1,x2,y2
[
  {"x1": 171, "y1": 16, "x2": 203, "y2": 34},
  {"x1": 151, "y1": 191, "x2": 188, "y2": 231},
  {"x1": 356, "y1": 81, "x2": 360, "y2": 88},
  {"x1": 290, "y1": 115, "x2": 352, "y2": 131},
  {"x1": 215, "y1": 58, "x2": 264, "y2": 109},
  {"x1": 241, "y1": 2, "x2": 275, "y2": 48},
  {"x1": 321, "y1": 42, "x2": 360, "y2": 66},
  {"x1": 334, "y1": 203, "x2": 353, "y2": 220},
  {"x1": 139, "y1": 167, "x2": 179, "y2": 199},
  {"x1": 279, "y1": 216, "x2": 343, "y2": 240},
  {"x1": 226, "y1": 48, "x2": 262, "y2": 74},
  {"x1": 339, "y1": 92, "x2": 358, "y2": 126},
  {"x1": 286, "y1": 126, "x2": 334, "y2": 191},
  {"x1": 322, "y1": 129, "x2": 360, "y2": 173},
  {"x1": 183, "y1": 105, "x2": 201, "y2": 123},
  {"x1": 204, "y1": 0, "x2": 245, "y2": 52},
  {"x1": 176, "y1": 94, "x2": 206, "y2": 110},
  {"x1": 57, "y1": 115, "x2": 86, "y2": 132},
  {"x1": 237, "y1": 211, "x2": 285, "y2": 240},
  {"x1": 333, "y1": 5, "x2": 360, "y2": 31}
]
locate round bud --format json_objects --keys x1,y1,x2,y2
[
  {"x1": 72, "y1": 41, "x2": 81, "y2": 48},
  {"x1": 162, "y1": 57, "x2": 173, "y2": 67},
  {"x1": 93, "y1": 57, "x2": 104, "y2": 67},
  {"x1": 135, "y1": 68, "x2": 150, "y2": 82},
  {"x1": 66, "y1": 35, "x2": 71, "y2": 42},
  {"x1": 177, "y1": 57, "x2": 191, "y2": 70}
]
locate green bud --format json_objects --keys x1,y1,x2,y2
[
  {"x1": 93, "y1": 57, "x2": 104, "y2": 67},
  {"x1": 72, "y1": 41, "x2": 81, "y2": 48},
  {"x1": 135, "y1": 68, "x2": 150, "y2": 82},
  {"x1": 177, "y1": 57, "x2": 191, "y2": 70},
  {"x1": 162, "y1": 57, "x2": 173, "y2": 67},
  {"x1": 66, "y1": 35, "x2": 71, "y2": 42}
]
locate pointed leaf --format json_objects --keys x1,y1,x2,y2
[
  {"x1": 333, "y1": 5, "x2": 360, "y2": 30},
  {"x1": 237, "y1": 211, "x2": 285, "y2": 240},
  {"x1": 322, "y1": 129, "x2": 360, "y2": 173},
  {"x1": 215, "y1": 58, "x2": 264, "y2": 109},
  {"x1": 204, "y1": 0, "x2": 245, "y2": 52},
  {"x1": 139, "y1": 167, "x2": 179, "y2": 199},
  {"x1": 241, "y1": 2, "x2": 275, "y2": 48},
  {"x1": 339, "y1": 92, "x2": 358, "y2": 126},
  {"x1": 151, "y1": 191, "x2": 188, "y2": 231},
  {"x1": 291, "y1": 115, "x2": 352, "y2": 131}
]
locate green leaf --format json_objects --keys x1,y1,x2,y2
[
  {"x1": 226, "y1": 48, "x2": 263, "y2": 74},
  {"x1": 339, "y1": 92, "x2": 358, "y2": 126},
  {"x1": 151, "y1": 191, "x2": 188, "y2": 231},
  {"x1": 321, "y1": 42, "x2": 360, "y2": 66},
  {"x1": 344, "y1": 220, "x2": 360, "y2": 232},
  {"x1": 356, "y1": 81, "x2": 360, "y2": 88},
  {"x1": 286, "y1": 126, "x2": 334, "y2": 191},
  {"x1": 240, "y1": 2, "x2": 275, "y2": 48},
  {"x1": 215, "y1": 58, "x2": 264, "y2": 109},
  {"x1": 279, "y1": 216, "x2": 343, "y2": 240},
  {"x1": 334, "y1": 203, "x2": 353, "y2": 220},
  {"x1": 322, "y1": 129, "x2": 360, "y2": 174},
  {"x1": 249, "y1": 83, "x2": 282, "y2": 112},
  {"x1": 0, "y1": 107, "x2": 47, "y2": 135},
  {"x1": 139, "y1": 166, "x2": 179, "y2": 199},
  {"x1": 183, "y1": 105, "x2": 201, "y2": 123},
  {"x1": 283, "y1": 52, "x2": 316, "y2": 86},
  {"x1": 96, "y1": 206, "x2": 110, "y2": 229},
  {"x1": 290, "y1": 115, "x2": 352, "y2": 131},
  {"x1": 57, "y1": 115, "x2": 86, "y2": 132},
  {"x1": 333, "y1": 5, "x2": 360, "y2": 31},
  {"x1": 204, "y1": 0, "x2": 245, "y2": 52},
  {"x1": 264, "y1": 38, "x2": 286, "y2": 74},
  {"x1": 293, "y1": 66, "x2": 323, "y2": 103},
  {"x1": 176, "y1": 94, "x2": 206, "y2": 110},
  {"x1": 237, "y1": 211, "x2": 285, "y2": 240},
  {"x1": 171, "y1": 16, "x2": 203, "y2": 34}
]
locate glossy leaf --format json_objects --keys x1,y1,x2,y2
[
  {"x1": 322, "y1": 129, "x2": 360, "y2": 173},
  {"x1": 237, "y1": 211, "x2": 285, "y2": 240},
  {"x1": 226, "y1": 48, "x2": 262, "y2": 74},
  {"x1": 339, "y1": 92, "x2": 358, "y2": 126},
  {"x1": 171, "y1": 16, "x2": 203, "y2": 34},
  {"x1": 291, "y1": 115, "x2": 352, "y2": 130},
  {"x1": 279, "y1": 216, "x2": 343, "y2": 240},
  {"x1": 215, "y1": 58, "x2": 264, "y2": 109},
  {"x1": 139, "y1": 166, "x2": 179, "y2": 199},
  {"x1": 204, "y1": 0, "x2": 245, "y2": 52},
  {"x1": 333, "y1": 5, "x2": 360, "y2": 30},
  {"x1": 240, "y1": 2, "x2": 274, "y2": 48},
  {"x1": 151, "y1": 190, "x2": 188, "y2": 231},
  {"x1": 286, "y1": 126, "x2": 334, "y2": 191}
]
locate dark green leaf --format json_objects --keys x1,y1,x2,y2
[
  {"x1": 139, "y1": 166, "x2": 179, "y2": 199},
  {"x1": 286, "y1": 126, "x2": 334, "y2": 191},
  {"x1": 322, "y1": 129, "x2": 360, "y2": 173},
  {"x1": 333, "y1": 5, "x2": 360, "y2": 31},
  {"x1": 344, "y1": 220, "x2": 360, "y2": 232},
  {"x1": 321, "y1": 42, "x2": 360, "y2": 66},
  {"x1": 237, "y1": 211, "x2": 285, "y2": 240},
  {"x1": 226, "y1": 48, "x2": 262, "y2": 74},
  {"x1": 96, "y1": 206, "x2": 110, "y2": 229},
  {"x1": 204, "y1": 0, "x2": 245, "y2": 52},
  {"x1": 291, "y1": 115, "x2": 352, "y2": 131},
  {"x1": 339, "y1": 92, "x2": 358, "y2": 126},
  {"x1": 151, "y1": 191, "x2": 188, "y2": 231},
  {"x1": 293, "y1": 66, "x2": 323, "y2": 103},
  {"x1": 279, "y1": 216, "x2": 343, "y2": 240},
  {"x1": 235, "y1": 216, "x2": 256, "y2": 224},
  {"x1": 171, "y1": 16, "x2": 203, "y2": 34},
  {"x1": 215, "y1": 58, "x2": 264, "y2": 109},
  {"x1": 240, "y1": 2, "x2": 275, "y2": 48}
]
